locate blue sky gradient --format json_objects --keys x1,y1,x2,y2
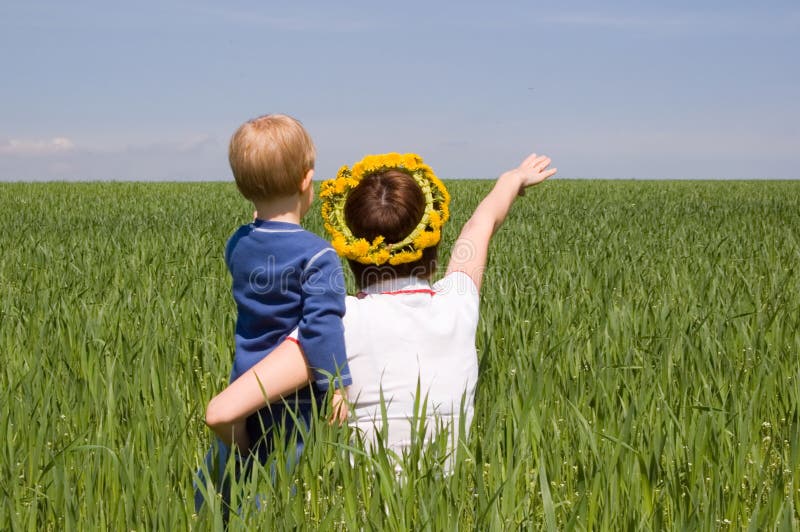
[{"x1": 1, "y1": 1, "x2": 798, "y2": 180}]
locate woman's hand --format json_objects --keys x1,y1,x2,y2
[
  {"x1": 446, "y1": 152, "x2": 556, "y2": 291},
  {"x1": 506, "y1": 153, "x2": 557, "y2": 196}
]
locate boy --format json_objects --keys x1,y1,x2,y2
[{"x1": 205, "y1": 114, "x2": 350, "y2": 463}]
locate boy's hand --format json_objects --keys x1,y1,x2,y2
[
  {"x1": 329, "y1": 388, "x2": 349, "y2": 425},
  {"x1": 508, "y1": 153, "x2": 557, "y2": 196}
]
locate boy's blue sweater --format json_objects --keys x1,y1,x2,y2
[{"x1": 226, "y1": 219, "x2": 351, "y2": 390}]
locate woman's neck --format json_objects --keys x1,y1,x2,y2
[{"x1": 359, "y1": 275, "x2": 431, "y2": 294}]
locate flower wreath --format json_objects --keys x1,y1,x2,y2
[{"x1": 320, "y1": 153, "x2": 450, "y2": 265}]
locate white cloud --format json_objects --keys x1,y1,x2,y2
[
  {"x1": 0, "y1": 137, "x2": 75, "y2": 156},
  {"x1": 0, "y1": 134, "x2": 229, "y2": 181}
]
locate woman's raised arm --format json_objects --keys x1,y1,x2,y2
[{"x1": 446, "y1": 153, "x2": 556, "y2": 291}]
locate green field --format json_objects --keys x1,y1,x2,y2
[{"x1": 2, "y1": 180, "x2": 799, "y2": 530}]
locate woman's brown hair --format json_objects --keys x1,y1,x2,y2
[{"x1": 344, "y1": 170, "x2": 438, "y2": 288}]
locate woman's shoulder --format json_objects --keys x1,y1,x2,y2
[
  {"x1": 343, "y1": 295, "x2": 367, "y2": 329},
  {"x1": 432, "y1": 271, "x2": 480, "y2": 325},
  {"x1": 433, "y1": 271, "x2": 479, "y2": 300}
]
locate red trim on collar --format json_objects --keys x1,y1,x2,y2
[{"x1": 383, "y1": 289, "x2": 436, "y2": 296}]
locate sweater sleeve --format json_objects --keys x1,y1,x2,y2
[
  {"x1": 298, "y1": 248, "x2": 351, "y2": 390},
  {"x1": 224, "y1": 225, "x2": 247, "y2": 272}
]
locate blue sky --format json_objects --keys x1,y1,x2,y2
[{"x1": 1, "y1": 1, "x2": 798, "y2": 180}]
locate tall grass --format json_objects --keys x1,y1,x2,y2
[{"x1": 1, "y1": 180, "x2": 798, "y2": 529}]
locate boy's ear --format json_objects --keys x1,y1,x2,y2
[{"x1": 300, "y1": 169, "x2": 314, "y2": 192}]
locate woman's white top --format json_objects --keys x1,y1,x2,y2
[{"x1": 343, "y1": 271, "x2": 480, "y2": 455}]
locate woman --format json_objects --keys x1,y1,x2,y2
[{"x1": 205, "y1": 151, "x2": 556, "y2": 458}]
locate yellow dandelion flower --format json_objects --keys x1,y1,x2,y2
[
  {"x1": 320, "y1": 180, "x2": 335, "y2": 198},
  {"x1": 331, "y1": 235, "x2": 348, "y2": 256},
  {"x1": 351, "y1": 162, "x2": 365, "y2": 178},
  {"x1": 413, "y1": 230, "x2": 441, "y2": 250},
  {"x1": 402, "y1": 153, "x2": 421, "y2": 169},
  {"x1": 387, "y1": 153, "x2": 403, "y2": 168},
  {"x1": 428, "y1": 210, "x2": 442, "y2": 229},
  {"x1": 370, "y1": 248, "x2": 391, "y2": 265},
  {"x1": 333, "y1": 178, "x2": 349, "y2": 194},
  {"x1": 389, "y1": 249, "x2": 423, "y2": 265},
  {"x1": 350, "y1": 238, "x2": 370, "y2": 258},
  {"x1": 430, "y1": 175, "x2": 448, "y2": 195},
  {"x1": 440, "y1": 202, "x2": 450, "y2": 222}
]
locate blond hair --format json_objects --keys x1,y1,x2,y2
[{"x1": 228, "y1": 114, "x2": 315, "y2": 201}]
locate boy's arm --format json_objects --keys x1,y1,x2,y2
[
  {"x1": 205, "y1": 338, "x2": 311, "y2": 448},
  {"x1": 298, "y1": 248, "x2": 352, "y2": 390},
  {"x1": 446, "y1": 153, "x2": 556, "y2": 291}
]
